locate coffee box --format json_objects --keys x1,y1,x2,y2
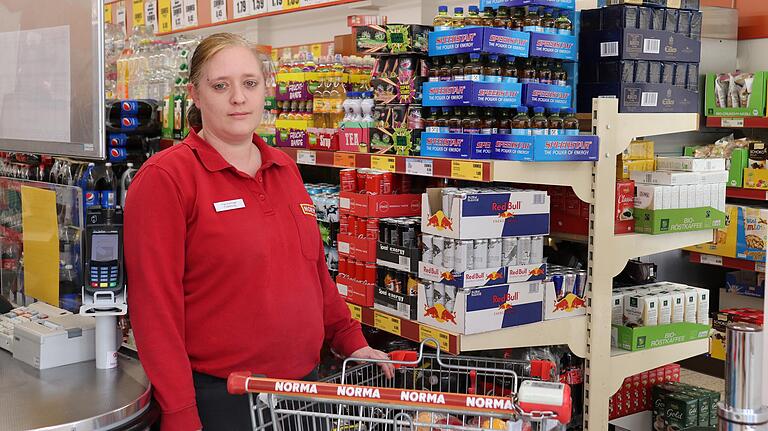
[
  {"x1": 665, "y1": 392, "x2": 699, "y2": 429},
  {"x1": 669, "y1": 291, "x2": 685, "y2": 323},
  {"x1": 612, "y1": 291, "x2": 625, "y2": 325},
  {"x1": 624, "y1": 294, "x2": 658, "y2": 326},
  {"x1": 696, "y1": 288, "x2": 710, "y2": 324},
  {"x1": 656, "y1": 292, "x2": 672, "y2": 325},
  {"x1": 677, "y1": 288, "x2": 698, "y2": 323}
]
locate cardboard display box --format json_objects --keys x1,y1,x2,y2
[
  {"x1": 611, "y1": 322, "x2": 711, "y2": 351},
  {"x1": 704, "y1": 72, "x2": 767, "y2": 117},
  {"x1": 480, "y1": 0, "x2": 576, "y2": 10},
  {"x1": 683, "y1": 204, "x2": 737, "y2": 258},
  {"x1": 374, "y1": 286, "x2": 418, "y2": 320},
  {"x1": 386, "y1": 24, "x2": 432, "y2": 54},
  {"x1": 580, "y1": 28, "x2": 701, "y2": 63},
  {"x1": 578, "y1": 82, "x2": 699, "y2": 113},
  {"x1": 417, "y1": 281, "x2": 544, "y2": 335},
  {"x1": 634, "y1": 207, "x2": 726, "y2": 234},
  {"x1": 429, "y1": 27, "x2": 530, "y2": 58},
  {"x1": 744, "y1": 168, "x2": 768, "y2": 190},
  {"x1": 377, "y1": 242, "x2": 420, "y2": 274},
  {"x1": 419, "y1": 261, "x2": 547, "y2": 289},
  {"x1": 736, "y1": 205, "x2": 768, "y2": 262},
  {"x1": 543, "y1": 277, "x2": 588, "y2": 320},
  {"x1": 337, "y1": 233, "x2": 377, "y2": 263},
  {"x1": 423, "y1": 81, "x2": 523, "y2": 108}
]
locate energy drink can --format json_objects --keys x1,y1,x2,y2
[
  {"x1": 339, "y1": 256, "x2": 348, "y2": 276},
  {"x1": 517, "y1": 236, "x2": 532, "y2": 265},
  {"x1": 443, "y1": 238, "x2": 455, "y2": 268},
  {"x1": 444, "y1": 285, "x2": 458, "y2": 313},
  {"x1": 356, "y1": 260, "x2": 366, "y2": 282},
  {"x1": 433, "y1": 282, "x2": 446, "y2": 306},
  {"x1": 432, "y1": 234, "x2": 445, "y2": 265},
  {"x1": 552, "y1": 274, "x2": 565, "y2": 300},
  {"x1": 356, "y1": 169, "x2": 368, "y2": 192},
  {"x1": 530, "y1": 236, "x2": 544, "y2": 264},
  {"x1": 564, "y1": 272, "x2": 577, "y2": 296},
  {"x1": 454, "y1": 240, "x2": 473, "y2": 273},
  {"x1": 424, "y1": 282, "x2": 435, "y2": 307},
  {"x1": 403, "y1": 221, "x2": 417, "y2": 248},
  {"x1": 473, "y1": 239, "x2": 488, "y2": 269},
  {"x1": 574, "y1": 270, "x2": 588, "y2": 297},
  {"x1": 378, "y1": 218, "x2": 389, "y2": 243},
  {"x1": 441, "y1": 188, "x2": 459, "y2": 218},
  {"x1": 421, "y1": 234, "x2": 434, "y2": 264},
  {"x1": 487, "y1": 239, "x2": 502, "y2": 268},
  {"x1": 390, "y1": 220, "x2": 401, "y2": 246},
  {"x1": 503, "y1": 237, "x2": 518, "y2": 266}
]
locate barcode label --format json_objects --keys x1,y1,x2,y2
[
  {"x1": 641, "y1": 92, "x2": 658, "y2": 107},
  {"x1": 397, "y1": 302, "x2": 410, "y2": 315},
  {"x1": 643, "y1": 38, "x2": 661, "y2": 54},
  {"x1": 529, "y1": 282, "x2": 539, "y2": 293},
  {"x1": 233, "y1": 0, "x2": 248, "y2": 18},
  {"x1": 600, "y1": 41, "x2": 619, "y2": 57},
  {"x1": 534, "y1": 193, "x2": 546, "y2": 205},
  {"x1": 211, "y1": 0, "x2": 227, "y2": 22}
]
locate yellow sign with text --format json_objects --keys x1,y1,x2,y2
[
  {"x1": 374, "y1": 311, "x2": 401, "y2": 336},
  {"x1": 371, "y1": 155, "x2": 396, "y2": 172},
  {"x1": 451, "y1": 160, "x2": 483, "y2": 181},
  {"x1": 132, "y1": 0, "x2": 145, "y2": 26},
  {"x1": 419, "y1": 325, "x2": 451, "y2": 352},
  {"x1": 347, "y1": 303, "x2": 362, "y2": 322},
  {"x1": 158, "y1": 0, "x2": 172, "y2": 33},
  {"x1": 104, "y1": 3, "x2": 113, "y2": 23}
]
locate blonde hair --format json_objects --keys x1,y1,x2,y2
[{"x1": 186, "y1": 33, "x2": 264, "y2": 129}]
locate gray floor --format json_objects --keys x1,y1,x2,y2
[{"x1": 681, "y1": 367, "x2": 725, "y2": 399}]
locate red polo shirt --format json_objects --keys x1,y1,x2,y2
[{"x1": 124, "y1": 130, "x2": 367, "y2": 431}]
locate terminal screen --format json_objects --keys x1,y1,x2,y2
[{"x1": 92, "y1": 234, "x2": 118, "y2": 262}]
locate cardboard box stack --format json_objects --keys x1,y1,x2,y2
[
  {"x1": 710, "y1": 307, "x2": 763, "y2": 360},
  {"x1": 685, "y1": 204, "x2": 768, "y2": 263},
  {"x1": 653, "y1": 382, "x2": 721, "y2": 430},
  {"x1": 578, "y1": 2, "x2": 702, "y2": 113},
  {"x1": 609, "y1": 363, "x2": 681, "y2": 420}
]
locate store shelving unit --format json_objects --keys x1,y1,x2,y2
[
  {"x1": 609, "y1": 340, "x2": 709, "y2": 394},
  {"x1": 347, "y1": 303, "x2": 588, "y2": 357},
  {"x1": 688, "y1": 251, "x2": 766, "y2": 272}
]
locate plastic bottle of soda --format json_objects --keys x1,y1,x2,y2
[
  {"x1": 502, "y1": 56, "x2": 519, "y2": 83},
  {"x1": 424, "y1": 108, "x2": 438, "y2": 132},
  {"x1": 437, "y1": 108, "x2": 451, "y2": 133},
  {"x1": 542, "y1": 8, "x2": 557, "y2": 33},
  {"x1": 530, "y1": 107, "x2": 548, "y2": 136},
  {"x1": 512, "y1": 107, "x2": 531, "y2": 136},
  {"x1": 553, "y1": 60, "x2": 568, "y2": 86},
  {"x1": 101, "y1": 163, "x2": 118, "y2": 209},
  {"x1": 448, "y1": 107, "x2": 463, "y2": 133},
  {"x1": 548, "y1": 110, "x2": 564, "y2": 135},
  {"x1": 462, "y1": 107, "x2": 481, "y2": 134},
  {"x1": 84, "y1": 163, "x2": 100, "y2": 209},
  {"x1": 120, "y1": 162, "x2": 138, "y2": 208},
  {"x1": 555, "y1": 12, "x2": 573, "y2": 35},
  {"x1": 429, "y1": 57, "x2": 442, "y2": 82},
  {"x1": 465, "y1": 53, "x2": 483, "y2": 82},
  {"x1": 451, "y1": 7, "x2": 466, "y2": 28},
  {"x1": 510, "y1": 8, "x2": 525, "y2": 31},
  {"x1": 439, "y1": 56, "x2": 453, "y2": 82},
  {"x1": 538, "y1": 60, "x2": 553, "y2": 85},
  {"x1": 481, "y1": 108, "x2": 497, "y2": 135},
  {"x1": 451, "y1": 55, "x2": 466, "y2": 81},
  {"x1": 433, "y1": 6, "x2": 451, "y2": 31},
  {"x1": 521, "y1": 58, "x2": 538, "y2": 84},
  {"x1": 524, "y1": 7, "x2": 543, "y2": 33},
  {"x1": 563, "y1": 108, "x2": 580, "y2": 135},
  {"x1": 483, "y1": 55, "x2": 502, "y2": 83}
]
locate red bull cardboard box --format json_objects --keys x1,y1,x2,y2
[
  {"x1": 418, "y1": 261, "x2": 546, "y2": 289},
  {"x1": 421, "y1": 188, "x2": 550, "y2": 240},
  {"x1": 543, "y1": 279, "x2": 587, "y2": 320},
  {"x1": 417, "y1": 281, "x2": 544, "y2": 335}
]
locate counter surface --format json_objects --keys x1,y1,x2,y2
[{"x1": 0, "y1": 351, "x2": 151, "y2": 430}]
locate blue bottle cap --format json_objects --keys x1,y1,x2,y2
[
  {"x1": 438, "y1": 6, "x2": 448, "y2": 12},
  {"x1": 470, "y1": 53, "x2": 481, "y2": 60},
  {"x1": 489, "y1": 54, "x2": 499, "y2": 62},
  {"x1": 469, "y1": 6, "x2": 479, "y2": 12},
  {"x1": 455, "y1": 7, "x2": 464, "y2": 13}
]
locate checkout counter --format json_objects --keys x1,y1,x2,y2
[{"x1": 0, "y1": 350, "x2": 157, "y2": 430}]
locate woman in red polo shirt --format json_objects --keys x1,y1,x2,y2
[{"x1": 124, "y1": 33, "x2": 393, "y2": 431}]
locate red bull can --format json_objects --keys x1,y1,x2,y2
[
  {"x1": 487, "y1": 239, "x2": 502, "y2": 268},
  {"x1": 120, "y1": 100, "x2": 139, "y2": 115},
  {"x1": 564, "y1": 272, "x2": 577, "y2": 296},
  {"x1": 424, "y1": 282, "x2": 435, "y2": 307},
  {"x1": 444, "y1": 285, "x2": 457, "y2": 313},
  {"x1": 503, "y1": 237, "x2": 518, "y2": 266},
  {"x1": 454, "y1": 240, "x2": 473, "y2": 273},
  {"x1": 340, "y1": 214, "x2": 349, "y2": 236},
  {"x1": 421, "y1": 233, "x2": 434, "y2": 264},
  {"x1": 441, "y1": 188, "x2": 458, "y2": 218},
  {"x1": 402, "y1": 220, "x2": 417, "y2": 248},
  {"x1": 443, "y1": 238, "x2": 455, "y2": 268},
  {"x1": 530, "y1": 236, "x2": 544, "y2": 264},
  {"x1": 517, "y1": 236, "x2": 532, "y2": 265},
  {"x1": 473, "y1": 239, "x2": 488, "y2": 269},
  {"x1": 574, "y1": 270, "x2": 588, "y2": 297},
  {"x1": 433, "y1": 282, "x2": 446, "y2": 306},
  {"x1": 551, "y1": 274, "x2": 565, "y2": 300},
  {"x1": 109, "y1": 147, "x2": 128, "y2": 162},
  {"x1": 432, "y1": 235, "x2": 445, "y2": 265},
  {"x1": 120, "y1": 117, "x2": 140, "y2": 130}
]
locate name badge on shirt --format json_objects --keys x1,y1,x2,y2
[{"x1": 214, "y1": 199, "x2": 246, "y2": 213}]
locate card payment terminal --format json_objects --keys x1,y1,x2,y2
[{"x1": 81, "y1": 207, "x2": 126, "y2": 314}]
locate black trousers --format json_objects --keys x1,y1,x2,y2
[{"x1": 192, "y1": 368, "x2": 320, "y2": 431}]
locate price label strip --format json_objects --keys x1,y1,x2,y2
[
  {"x1": 296, "y1": 150, "x2": 317, "y2": 166},
  {"x1": 132, "y1": 0, "x2": 145, "y2": 26},
  {"x1": 183, "y1": 0, "x2": 198, "y2": 27},
  {"x1": 699, "y1": 254, "x2": 722, "y2": 266},
  {"x1": 451, "y1": 160, "x2": 484, "y2": 181},
  {"x1": 334, "y1": 152, "x2": 355, "y2": 168},
  {"x1": 171, "y1": 0, "x2": 184, "y2": 30},
  {"x1": 233, "y1": 0, "x2": 249, "y2": 18},
  {"x1": 374, "y1": 311, "x2": 401, "y2": 336},
  {"x1": 371, "y1": 155, "x2": 396, "y2": 172},
  {"x1": 721, "y1": 118, "x2": 744, "y2": 128},
  {"x1": 249, "y1": 0, "x2": 267, "y2": 15},
  {"x1": 311, "y1": 44, "x2": 323, "y2": 59},
  {"x1": 347, "y1": 303, "x2": 362, "y2": 322},
  {"x1": 405, "y1": 158, "x2": 433, "y2": 177},
  {"x1": 210, "y1": 0, "x2": 227, "y2": 23},
  {"x1": 158, "y1": 0, "x2": 172, "y2": 33},
  {"x1": 283, "y1": 0, "x2": 300, "y2": 10},
  {"x1": 419, "y1": 325, "x2": 451, "y2": 352}
]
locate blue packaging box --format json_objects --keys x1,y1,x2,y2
[
  {"x1": 532, "y1": 135, "x2": 599, "y2": 161},
  {"x1": 522, "y1": 83, "x2": 573, "y2": 110},
  {"x1": 529, "y1": 32, "x2": 578, "y2": 61},
  {"x1": 725, "y1": 271, "x2": 765, "y2": 298},
  {"x1": 480, "y1": 0, "x2": 575, "y2": 10},
  {"x1": 580, "y1": 29, "x2": 701, "y2": 63},
  {"x1": 429, "y1": 27, "x2": 530, "y2": 57},
  {"x1": 492, "y1": 135, "x2": 535, "y2": 161},
  {"x1": 421, "y1": 133, "x2": 493, "y2": 159},
  {"x1": 577, "y1": 82, "x2": 698, "y2": 113},
  {"x1": 423, "y1": 81, "x2": 523, "y2": 108}
]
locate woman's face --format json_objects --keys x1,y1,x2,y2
[{"x1": 190, "y1": 45, "x2": 265, "y2": 143}]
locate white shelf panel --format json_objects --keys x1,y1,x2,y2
[
  {"x1": 609, "y1": 338, "x2": 709, "y2": 394},
  {"x1": 606, "y1": 230, "x2": 716, "y2": 276},
  {"x1": 491, "y1": 161, "x2": 595, "y2": 204},
  {"x1": 460, "y1": 316, "x2": 588, "y2": 358},
  {"x1": 609, "y1": 411, "x2": 652, "y2": 431}
]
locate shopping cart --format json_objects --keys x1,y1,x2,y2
[{"x1": 228, "y1": 339, "x2": 572, "y2": 431}]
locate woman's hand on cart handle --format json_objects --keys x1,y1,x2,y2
[{"x1": 349, "y1": 346, "x2": 395, "y2": 379}]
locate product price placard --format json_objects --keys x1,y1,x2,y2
[
  {"x1": 104, "y1": 4, "x2": 113, "y2": 23},
  {"x1": 132, "y1": 0, "x2": 146, "y2": 26},
  {"x1": 171, "y1": 0, "x2": 184, "y2": 30},
  {"x1": 533, "y1": 135, "x2": 599, "y2": 162},
  {"x1": 522, "y1": 83, "x2": 572, "y2": 111},
  {"x1": 423, "y1": 81, "x2": 522, "y2": 108},
  {"x1": 529, "y1": 32, "x2": 578, "y2": 61},
  {"x1": 145, "y1": 1, "x2": 159, "y2": 33},
  {"x1": 233, "y1": 0, "x2": 248, "y2": 18},
  {"x1": 283, "y1": 0, "x2": 300, "y2": 9},
  {"x1": 158, "y1": 0, "x2": 172, "y2": 32},
  {"x1": 249, "y1": 0, "x2": 267, "y2": 15},
  {"x1": 210, "y1": 0, "x2": 227, "y2": 22},
  {"x1": 266, "y1": 0, "x2": 282, "y2": 12},
  {"x1": 183, "y1": 0, "x2": 198, "y2": 27},
  {"x1": 116, "y1": 2, "x2": 127, "y2": 33}
]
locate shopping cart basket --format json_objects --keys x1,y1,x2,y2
[{"x1": 228, "y1": 339, "x2": 572, "y2": 431}]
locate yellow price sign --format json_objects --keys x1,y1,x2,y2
[
  {"x1": 158, "y1": 0, "x2": 172, "y2": 33},
  {"x1": 334, "y1": 152, "x2": 356, "y2": 168},
  {"x1": 311, "y1": 44, "x2": 323, "y2": 59},
  {"x1": 283, "y1": 0, "x2": 300, "y2": 9},
  {"x1": 451, "y1": 160, "x2": 484, "y2": 181},
  {"x1": 371, "y1": 155, "x2": 396, "y2": 172},
  {"x1": 104, "y1": 3, "x2": 113, "y2": 23},
  {"x1": 132, "y1": 0, "x2": 145, "y2": 26},
  {"x1": 419, "y1": 326, "x2": 451, "y2": 352},
  {"x1": 347, "y1": 303, "x2": 362, "y2": 322},
  {"x1": 374, "y1": 311, "x2": 401, "y2": 336}
]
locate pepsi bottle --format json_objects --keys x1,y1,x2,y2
[
  {"x1": 120, "y1": 163, "x2": 137, "y2": 208},
  {"x1": 106, "y1": 99, "x2": 158, "y2": 120},
  {"x1": 84, "y1": 163, "x2": 100, "y2": 209},
  {"x1": 100, "y1": 163, "x2": 117, "y2": 209}
]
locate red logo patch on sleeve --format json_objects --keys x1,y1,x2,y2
[{"x1": 300, "y1": 203, "x2": 316, "y2": 217}]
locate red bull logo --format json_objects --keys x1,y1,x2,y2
[
  {"x1": 426, "y1": 211, "x2": 454, "y2": 231},
  {"x1": 497, "y1": 210, "x2": 515, "y2": 219},
  {"x1": 486, "y1": 271, "x2": 503, "y2": 281},
  {"x1": 492, "y1": 292, "x2": 519, "y2": 304},
  {"x1": 498, "y1": 303, "x2": 513, "y2": 310},
  {"x1": 424, "y1": 303, "x2": 457, "y2": 325},
  {"x1": 552, "y1": 293, "x2": 587, "y2": 313},
  {"x1": 441, "y1": 271, "x2": 455, "y2": 281},
  {"x1": 529, "y1": 267, "x2": 545, "y2": 277}
]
